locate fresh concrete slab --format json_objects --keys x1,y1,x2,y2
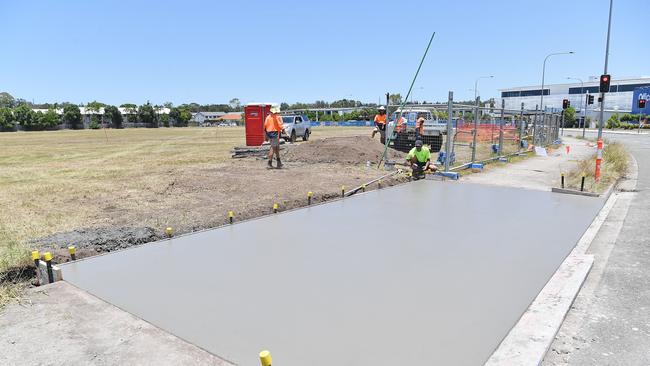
[
  {"x1": 0, "y1": 281, "x2": 232, "y2": 366},
  {"x1": 59, "y1": 181, "x2": 603, "y2": 366}
]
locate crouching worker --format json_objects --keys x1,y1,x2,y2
[
  {"x1": 406, "y1": 140, "x2": 437, "y2": 180},
  {"x1": 264, "y1": 105, "x2": 285, "y2": 168}
]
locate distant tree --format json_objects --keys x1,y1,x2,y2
[
  {"x1": 138, "y1": 103, "x2": 157, "y2": 127},
  {"x1": 13, "y1": 104, "x2": 35, "y2": 128},
  {"x1": 120, "y1": 103, "x2": 138, "y2": 123},
  {"x1": 160, "y1": 114, "x2": 170, "y2": 127},
  {"x1": 169, "y1": 107, "x2": 191, "y2": 127},
  {"x1": 229, "y1": 98, "x2": 241, "y2": 110},
  {"x1": 41, "y1": 109, "x2": 60, "y2": 129},
  {"x1": 63, "y1": 104, "x2": 82, "y2": 129},
  {"x1": 0, "y1": 92, "x2": 16, "y2": 108},
  {"x1": 89, "y1": 116, "x2": 101, "y2": 129},
  {"x1": 389, "y1": 94, "x2": 402, "y2": 105},
  {"x1": 104, "y1": 105, "x2": 123, "y2": 128},
  {"x1": 280, "y1": 102, "x2": 290, "y2": 110},
  {"x1": 0, "y1": 107, "x2": 15, "y2": 129},
  {"x1": 563, "y1": 107, "x2": 577, "y2": 128},
  {"x1": 163, "y1": 101, "x2": 174, "y2": 109}
]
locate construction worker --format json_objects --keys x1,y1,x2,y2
[
  {"x1": 371, "y1": 106, "x2": 387, "y2": 139},
  {"x1": 264, "y1": 105, "x2": 285, "y2": 168},
  {"x1": 415, "y1": 117, "x2": 425, "y2": 140},
  {"x1": 407, "y1": 140, "x2": 437, "y2": 180}
]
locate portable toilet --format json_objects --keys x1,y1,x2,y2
[{"x1": 244, "y1": 103, "x2": 277, "y2": 146}]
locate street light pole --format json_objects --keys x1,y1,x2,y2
[
  {"x1": 474, "y1": 75, "x2": 494, "y2": 102},
  {"x1": 598, "y1": 0, "x2": 614, "y2": 141},
  {"x1": 596, "y1": 0, "x2": 614, "y2": 183},
  {"x1": 538, "y1": 52, "x2": 574, "y2": 144}
]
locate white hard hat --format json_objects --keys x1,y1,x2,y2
[
  {"x1": 270, "y1": 105, "x2": 281, "y2": 113},
  {"x1": 378, "y1": 106, "x2": 386, "y2": 111}
]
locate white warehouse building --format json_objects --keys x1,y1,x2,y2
[{"x1": 498, "y1": 77, "x2": 650, "y2": 124}]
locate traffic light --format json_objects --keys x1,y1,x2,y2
[
  {"x1": 640, "y1": 99, "x2": 647, "y2": 109},
  {"x1": 587, "y1": 95, "x2": 595, "y2": 105},
  {"x1": 562, "y1": 99, "x2": 570, "y2": 110},
  {"x1": 599, "y1": 74, "x2": 611, "y2": 93}
]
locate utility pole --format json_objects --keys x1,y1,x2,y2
[{"x1": 596, "y1": 0, "x2": 614, "y2": 182}]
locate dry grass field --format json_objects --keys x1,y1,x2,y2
[{"x1": 1, "y1": 126, "x2": 401, "y2": 305}]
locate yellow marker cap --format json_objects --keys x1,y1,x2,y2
[
  {"x1": 259, "y1": 350, "x2": 272, "y2": 366},
  {"x1": 228, "y1": 211, "x2": 234, "y2": 217},
  {"x1": 581, "y1": 172, "x2": 586, "y2": 177},
  {"x1": 273, "y1": 203, "x2": 278, "y2": 209},
  {"x1": 307, "y1": 191, "x2": 313, "y2": 197},
  {"x1": 561, "y1": 172, "x2": 565, "y2": 176},
  {"x1": 31, "y1": 250, "x2": 40, "y2": 260},
  {"x1": 43, "y1": 252, "x2": 53, "y2": 261},
  {"x1": 68, "y1": 246, "x2": 76, "y2": 254}
]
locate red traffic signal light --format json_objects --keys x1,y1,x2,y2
[
  {"x1": 640, "y1": 99, "x2": 647, "y2": 109},
  {"x1": 562, "y1": 99, "x2": 570, "y2": 110},
  {"x1": 599, "y1": 74, "x2": 611, "y2": 93}
]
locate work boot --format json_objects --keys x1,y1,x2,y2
[
  {"x1": 276, "y1": 158, "x2": 283, "y2": 169},
  {"x1": 267, "y1": 159, "x2": 273, "y2": 168}
]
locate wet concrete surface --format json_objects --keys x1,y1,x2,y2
[{"x1": 60, "y1": 181, "x2": 604, "y2": 366}]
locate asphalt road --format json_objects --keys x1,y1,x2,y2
[{"x1": 543, "y1": 130, "x2": 650, "y2": 365}]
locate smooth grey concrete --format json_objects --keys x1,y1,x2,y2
[
  {"x1": 0, "y1": 281, "x2": 232, "y2": 366},
  {"x1": 543, "y1": 131, "x2": 650, "y2": 365},
  {"x1": 60, "y1": 181, "x2": 604, "y2": 366}
]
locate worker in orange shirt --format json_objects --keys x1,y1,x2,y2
[
  {"x1": 415, "y1": 117, "x2": 425, "y2": 139},
  {"x1": 371, "y1": 106, "x2": 387, "y2": 140},
  {"x1": 264, "y1": 105, "x2": 286, "y2": 168}
]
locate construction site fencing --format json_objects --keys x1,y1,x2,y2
[{"x1": 382, "y1": 93, "x2": 562, "y2": 173}]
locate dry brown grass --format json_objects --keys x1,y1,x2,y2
[
  {"x1": 0, "y1": 126, "x2": 375, "y2": 306},
  {"x1": 565, "y1": 141, "x2": 629, "y2": 192}
]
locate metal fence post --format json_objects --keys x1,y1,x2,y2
[
  {"x1": 519, "y1": 103, "x2": 524, "y2": 152},
  {"x1": 471, "y1": 96, "x2": 479, "y2": 163},
  {"x1": 533, "y1": 105, "x2": 538, "y2": 145},
  {"x1": 445, "y1": 91, "x2": 453, "y2": 172},
  {"x1": 498, "y1": 99, "x2": 505, "y2": 157}
]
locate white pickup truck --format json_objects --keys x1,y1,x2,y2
[
  {"x1": 281, "y1": 115, "x2": 312, "y2": 143},
  {"x1": 386, "y1": 109, "x2": 447, "y2": 152}
]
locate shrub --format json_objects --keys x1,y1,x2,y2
[
  {"x1": 89, "y1": 116, "x2": 101, "y2": 129},
  {"x1": 606, "y1": 113, "x2": 620, "y2": 129}
]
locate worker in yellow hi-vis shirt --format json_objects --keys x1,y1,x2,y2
[{"x1": 406, "y1": 140, "x2": 437, "y2": 180}]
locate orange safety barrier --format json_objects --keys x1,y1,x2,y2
[{"x1": 455, "y1": 123, "x2": 519, "y2": 143}]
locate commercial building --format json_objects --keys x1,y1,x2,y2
[{"x1": 498, "y1": 77, "x2": 650, "y2": 125}]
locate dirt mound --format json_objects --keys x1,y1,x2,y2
[
  {"x1": 30, "y1": 227, "x2": 160, "y2": 263},
  {"x1": 283, "y1": 136, "x2": 405, "y2": 164}
]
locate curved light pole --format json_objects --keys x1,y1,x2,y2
[
  {"x1": 474, "y1": 75, "x2": 494, "y2": 101},
  {"x1": 566, "y1": 77, "x2": 586, "y2": 137},
  {"x1": 537, "y1": 51, "x2": 574, "y2": 144}
]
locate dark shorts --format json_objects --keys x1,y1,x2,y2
[
  {"x1": 376, "y1": 123, "x2": 386, "y2": 131},
  {"x1": 266, "y1": 131, "x2": 279, "y2": 147}
]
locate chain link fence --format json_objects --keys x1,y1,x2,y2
[{"x1": 382, "y1": 93, "x2": 562, "y2": 172}]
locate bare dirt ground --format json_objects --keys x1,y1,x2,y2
[{"x1": 0, "y1": 127, "x2": 407, "y2": 303}]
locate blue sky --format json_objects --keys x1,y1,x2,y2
[{"x1": 1, "y1": 0, "x2": 647, "y2": 106}]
